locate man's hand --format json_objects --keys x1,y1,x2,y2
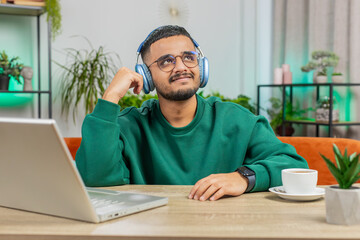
[
  {"x1": 102, "y1": 67, "x2": 144, "y2": 104},
  {"x1": 188, "y1": 172, "x2": 249, "y2": 201}
]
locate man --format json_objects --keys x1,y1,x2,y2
[{"x1": 75, "y1": 25, "x2": 308, "y2": 201}]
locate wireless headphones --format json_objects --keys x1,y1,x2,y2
[{"x1": 135, "y1": 28, "x2": 209, "y2": 94}]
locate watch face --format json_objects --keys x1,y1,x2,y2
[{"x1": 239, "y1": 167, "x2": 254, "y2": 176}]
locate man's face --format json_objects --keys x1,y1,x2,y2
[{"x1": 146, "y1": 35, "x2": 201, "y2": 101}]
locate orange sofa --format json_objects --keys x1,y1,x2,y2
[{"x1": 64, "y1": 137, "x2": 360, "y2": 185}]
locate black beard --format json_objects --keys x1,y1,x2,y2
[
  {"x1": 157, "y1": 87, "x2": 199, "y2": 101},
  {"x1": 155, "y1": 72, "x2": 199, "y2": 101}
]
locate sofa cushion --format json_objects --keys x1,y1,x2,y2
[{"x1": 278, "y1": 137, "x2": 360, "y2": 185}]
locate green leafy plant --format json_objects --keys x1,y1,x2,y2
[
  {"x1": 320, "y1": 144, "x2": 360, "y2": 189},
  {"x1": 118, "y1": 92, "x2": 158, "y2": 110},
  {"x1": 332, "y1": 72, "x2": 342, "y2": 76},
  {"x1": 0, "y1": 50, "x2": 23, "y2": 84},
  {"x1": 266, "y1": 97, "x2": 313, "y2": 132},
  {"x1": 55, "y1": 38, "x2": 120, "y2": 121},
  {"x1": 45, "y1": 0, "x2": 62, "y2": 41},
  {"x1": 198, "y1": 91, "x2": 256, "y2": 114},
  {"x1": 301, "y1": 50, "x2": 339, "y2": 76},
  {"x1": 118, "y1": 91, "x2": 257, "y2": 114}
]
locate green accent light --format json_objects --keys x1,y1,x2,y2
[{"x1": 0, "y1": 76, "x2": 33, "y2": 107}]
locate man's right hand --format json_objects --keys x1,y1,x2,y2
[{"x1": 102, "y1": 67, "x2": 144, "y2": 104}]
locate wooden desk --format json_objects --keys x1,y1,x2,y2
[{"x1": 0, "y1": 185, "x2": 359, "y2": 240}]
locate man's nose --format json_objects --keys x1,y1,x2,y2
[{"x1": 173, "y1": 56, "x2": 188, "y2": 73}]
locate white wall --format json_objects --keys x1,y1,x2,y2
[{"x1": 1, "y1": 0, "x2": 273, "y2": 137}]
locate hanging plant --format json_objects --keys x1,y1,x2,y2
[{"x1": 45, "y1": 0, "x2": 62, "y2": 41}]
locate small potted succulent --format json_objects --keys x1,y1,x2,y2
[
  {"x1": 320, "y1": 144, "x2": 360, "y2": 225},
  {"x1": 0, "y1": 51, "x2": 23, "y2": 91}
]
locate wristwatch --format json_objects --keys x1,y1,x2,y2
[{"x1": 235, "y1": 166, "x2": 255, "y2": 192}]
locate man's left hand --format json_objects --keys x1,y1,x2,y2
[{"x1": 188, "y1": 172, "x2": 248, "y2": 201}]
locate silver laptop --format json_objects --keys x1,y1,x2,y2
[{"x1": 0, "y1": 117, "x2": 168, "y2": 223}]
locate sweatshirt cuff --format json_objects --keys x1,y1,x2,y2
[
  {"x1": 244, "y1": 164, "x2": 270, "y2": 192},
  {"x1": 91, "y1": 98, "x2": 121, "y2": 122}
]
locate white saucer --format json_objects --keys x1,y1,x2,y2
[{"x1": 268, "y1": 186, "x2": 325, "y2": 201}]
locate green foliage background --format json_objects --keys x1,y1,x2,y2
[{"x1": 118, "y1": 91, "x2": 256, "y2": 114}]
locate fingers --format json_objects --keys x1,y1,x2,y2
[
  {"x1": 102, "y1": 67, "x2": 144, "y2": 103},
  {"x1": 188, "y1": 172, "x2": 248, "y2": 201},
  {"x1": 189, "y1": 175, "x2": 222, "y2": 201},
  {"x1": 188, "y1": 174, "x2": 213, "y2": 200}
]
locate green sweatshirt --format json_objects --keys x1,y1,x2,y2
[{"x1": 76, "y1": 94, "x2": 308, "y2": 192}]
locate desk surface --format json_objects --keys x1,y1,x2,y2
[{"x1": 0, "y1": 185, "x2": 359, "y2": 240}]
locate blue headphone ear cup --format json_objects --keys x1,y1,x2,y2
[
  {"x1": 135, "y1": 64, "x2": 155, "y2": 94},
  {"x1": 198, "y1": 57, "x2": 209, "y2": 88}
]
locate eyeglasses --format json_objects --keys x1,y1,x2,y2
[{"x1": 148, "y1": 51, "x2": 199, "y2": 72}]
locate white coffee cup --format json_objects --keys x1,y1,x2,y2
[{"x1": 281, "y1": 168, "x2": 318, "y2": 194}]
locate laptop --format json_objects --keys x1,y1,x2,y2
[{"x1": 0, "y1": 117, "x2": 168, "y2": 223}]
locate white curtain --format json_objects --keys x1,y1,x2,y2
[{"x1": 273, "y1": 0, "x2": 360, "y2": 139}]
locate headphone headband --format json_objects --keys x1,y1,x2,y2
[{"x1": 137, "y1": 27, "x2": 200, "y2": 55}]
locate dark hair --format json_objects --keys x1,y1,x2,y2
[{"x1": 140, "y1": 25, "x2": 193, "y2": 62}]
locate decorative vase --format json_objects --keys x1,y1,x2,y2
[
  {"x1": 21, "y1": 66, "x2": 33, "y2": 91},
  {"x1": 325, "y1": 186, "x2": 360, "y2": 225},
  {"x1": 0, "y1": 74, "x2": 10, "y2": 91},
  {"x1": 315, "y1": 75, "x2": 328, "y2": 83},
  {"x1": 332, "y1": 75, "x2": 344, "y2": 83}
]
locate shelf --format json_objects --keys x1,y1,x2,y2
[
  {"x1": 258, "y1": 83, "x2": 360, "y2": 87},
  {"x1": 0, "y1": 3, "x2": 44, "y2": 16},
  {"x1": 285, "y1": 120, "x2": 360, "y2": 126},
  {"x1": 0, "y1": 93, "x2": 33, "y2": 107},
  {"x1": 1, "y1": 3, "x2": 51, "y2": 117},
  {"x1": 0, "y1": 90, "x2": 50, "y2": 93},
  {"x1": 257, "y1": 83, "x2": 360, "y2": 137}
]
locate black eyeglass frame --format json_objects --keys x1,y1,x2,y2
[{"x1": 147, "y1": 51, "x2": 200, "y2": 72}]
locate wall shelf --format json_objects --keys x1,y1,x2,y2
[
  {"x1": 0, "y1": 3, "x2": 44, "y2": 16},
  {"x1": 257, "y1": 83, "x2": 360, "y2": 137},
  {"x1": 0, "y1": 3, "x2": 52, "y2": 117}
]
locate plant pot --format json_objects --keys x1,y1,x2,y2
[
  {"x1": 315, "y1": 108, "x2": 339, "y2": 122},
  {"x1": 325, "y1": 186, "x2": 360, "y2": 225},
  {"x1": 275, "y1": 124, "x2": 295, "y2": 136},
  {"x1": 332, "y1": 75, "x2": 344, "y2": 83},
  {"x1": 315, "y1": 75, "x2": 328, "y2": 83},
  {"x1": 0, "y1": 74, "x2": 10, "y2": 91}
]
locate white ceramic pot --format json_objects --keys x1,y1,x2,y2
[
  {"x1": 315, "y1": 76, "x2": 328, "y2": 83},
  {"x1": 315, "y1": 109, "x2": 339, "y2": 122},
  {"x1": 325, "y1": 186, "x2": 360, "y2": 225},
  {"x1": 332, "y1": 75, "x2": 344, "y2": 83}
]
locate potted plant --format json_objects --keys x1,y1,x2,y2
[
  {"x1": 55, "y1": 38, "x2": 120, "y2": 122},
  {"x1": 301, "y1": 50, "x2": 339, "y2": 83},
  {"x1": 315, "y1": 96, "x2": 339, "y2": 122},
  {"x1": 320, "y1": 144, "x2": 360, "y2": 225},
  {"x1": 266, "y1": 97, "x2": 312, "y2": 136},
  {"x1": 331, "y1": 72, "x2": 344, "y2": 83},
  {"x1": 0, "y1": 50, "x2": 23, "y2": 91}
]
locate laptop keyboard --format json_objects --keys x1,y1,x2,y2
[{"x1": 90, "y1": 196, "x2": 125, "y2": 207}]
